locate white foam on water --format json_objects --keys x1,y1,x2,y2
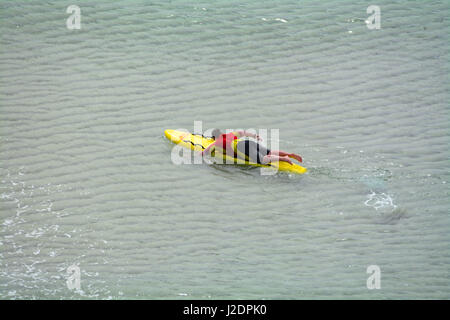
[{"x1": 364, "y1": 191, "x2": 397, "y2": 212}]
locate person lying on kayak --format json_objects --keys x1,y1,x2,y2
[{"x1": 201, "y1": 128, "x2": 302, "y2": 165}]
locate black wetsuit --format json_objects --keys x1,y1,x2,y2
[{"x1": 235, "y1": 140, "x2": 271, "y2": 164}]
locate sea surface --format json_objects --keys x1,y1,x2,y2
[{"x1": 0, "y1": 0, "x2": 449, "y2": 299}]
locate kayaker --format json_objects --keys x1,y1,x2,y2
[{"x1": 202, "y1": 128, "x2": 302, "y2": 165}]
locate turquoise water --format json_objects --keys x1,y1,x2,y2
[{"x1": 0, "y1": 0, "x2": 449, "y2": 299}]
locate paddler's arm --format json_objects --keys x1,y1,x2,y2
[
  {"x1": 234, "y1": 130, "x2": 262, "y2": 141},
  {"x1": 201, "y1": 141, "x2": 216, "y2": 156}
]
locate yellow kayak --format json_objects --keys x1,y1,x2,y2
[{"x1": 164, "y1": 129, "x2": 307, "y2": 175}]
